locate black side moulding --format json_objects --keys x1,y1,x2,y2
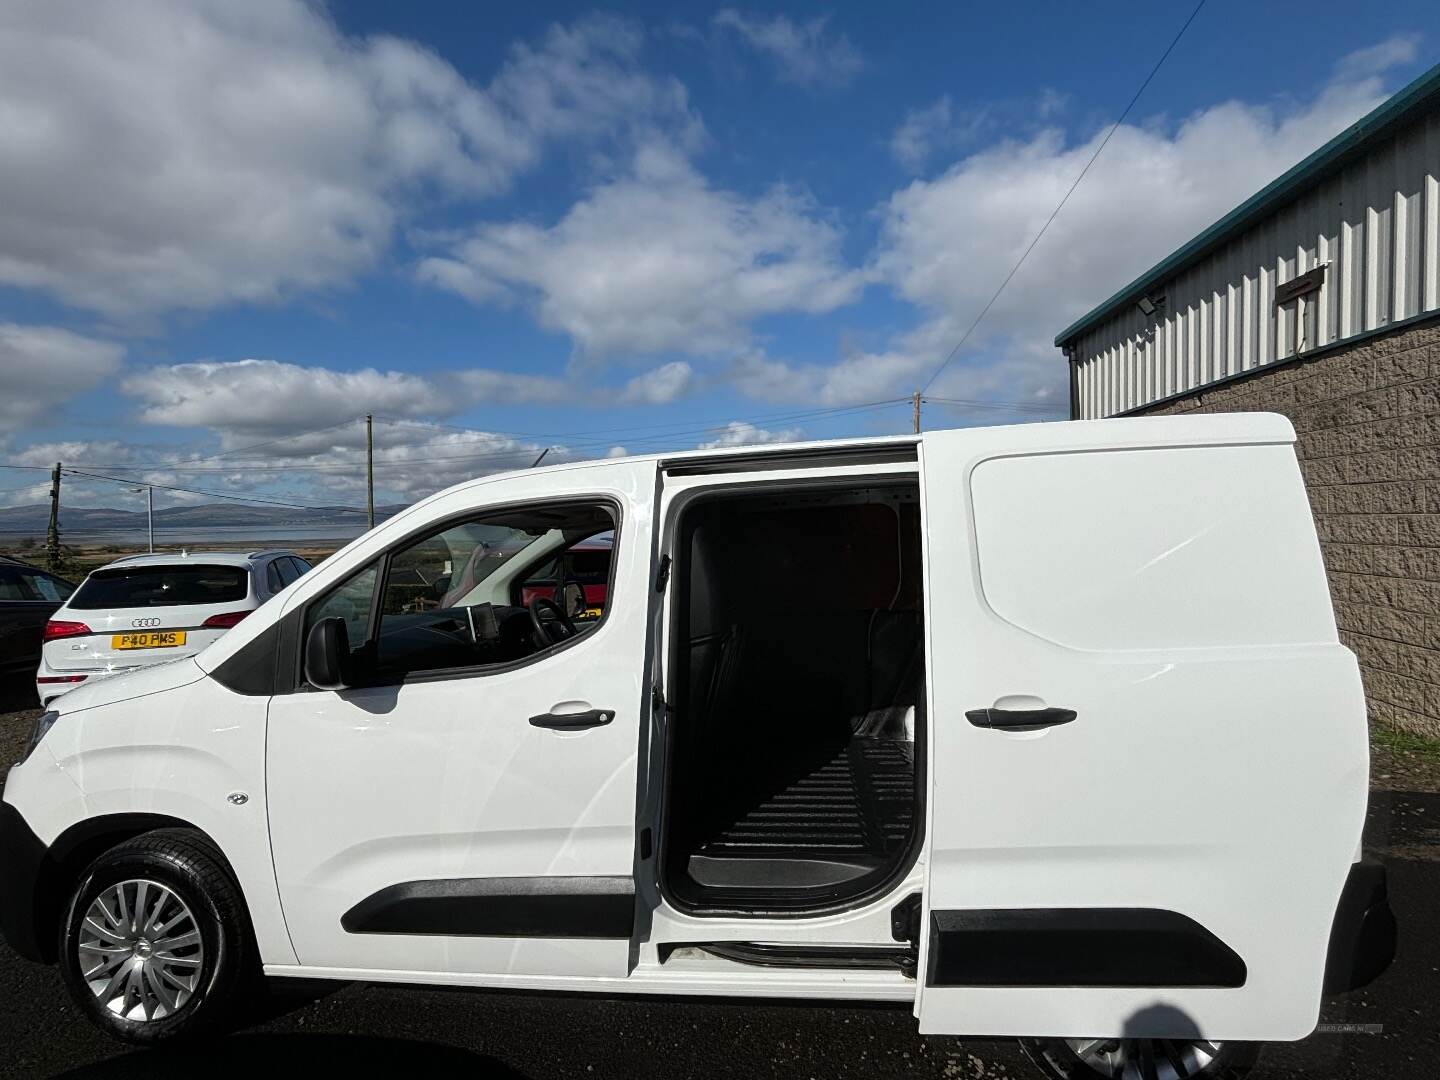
[
  {"x1": 926, "y1": 907, "x2": 1247, "y2": 988},
  {"x1": 342, "y1": 876, "x2": 635, "y2": 939}
]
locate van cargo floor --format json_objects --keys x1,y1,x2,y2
[{"x1": 685, "y1": 736, "x2": 915, "y2": 891}]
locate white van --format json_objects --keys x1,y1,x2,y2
[{"x1": 0, "y1": 416, "x2": 1395, "y2": 1078}]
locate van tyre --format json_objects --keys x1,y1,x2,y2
[
  {"x1": 1021, "y1": 1037, "x2": 1259, "y2": 1080},
  {"x1": 58, "y1": 829, "x2": 257, "y2": 1044}
]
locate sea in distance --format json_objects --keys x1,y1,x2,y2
[{"x1": 2, "y1": 524, "x2": 370, "y2": 547}]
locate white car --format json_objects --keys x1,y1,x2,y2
[
  {"x1": 35, "y1": 550, "x2": 311, "y2": 705},
  {"x1": 1, "y1": 417, "x2": 1393, "y2": 1078}
]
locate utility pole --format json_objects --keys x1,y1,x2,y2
[
  {"x1": 365, "y1": 413, "x2": 375, "y2": 530},
  {"x1": 46, "y1": 462, "x2": 61, "y2": 573},
  {"x1": 912, "y1": 390, "x2": 922, "y2": 434},
  {"x1": 129, "y1": 485, "x2": 155, "y2": 552}
]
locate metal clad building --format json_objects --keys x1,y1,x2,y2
[
  {"x1": 1055, "y1": 62, "x2": 1440, "y2": 738},
  {"x1": 1059, "y1": 63, "x2": 1440, "y2": 420}
]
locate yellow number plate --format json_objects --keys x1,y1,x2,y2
[{"x1": 112, "y1": 631, "x2": 187, "y2": 650}]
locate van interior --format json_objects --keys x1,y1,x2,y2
[{"x1": 663, "y1": 482, "x2": 924, "y2": 913}]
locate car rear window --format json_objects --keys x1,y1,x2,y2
[{"x1": 69, "y1": 565, "x2": 250, "y2": 609}]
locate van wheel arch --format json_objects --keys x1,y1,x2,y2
[{"x1": 34, "y1": 814, "x2": 234, "y2": 964}]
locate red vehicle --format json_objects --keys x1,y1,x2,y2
[{"x1": 517, "y1": 533, "x2": 612, "y2": 616}]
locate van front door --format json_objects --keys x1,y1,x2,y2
[
  {"x1": 916, "y1": 427, "x2": 1368, "y2": 1040},
  {"x1": 265, "y1": 462, "x2": 658, "y2": 979}
]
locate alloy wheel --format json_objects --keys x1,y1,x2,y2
[
  {"x1": 1061, "y1": 1037, "x2": 1227, "y2": 1080},
  {"x1": 76, "y1": 878, "x2": 205, "y2": 1022}
]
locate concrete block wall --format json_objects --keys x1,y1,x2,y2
[{"x1": 1133, "y1": 314, "x2": 1440, "y2": 738}]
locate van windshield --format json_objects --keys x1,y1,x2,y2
[{"x1": 68, "y1": 565, "x2": 249, "y2": 609}]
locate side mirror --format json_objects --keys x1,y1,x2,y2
[{"x1": 304, "y1": 616, "x2": 353, "y2": 690}]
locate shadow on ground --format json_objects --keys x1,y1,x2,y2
[{"x1": 49, "y1": 1034, "x2": 523, "y2": 1079}]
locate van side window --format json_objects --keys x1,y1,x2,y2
[
  {"x1": 304, "y1": 501, "x2": 617, "y2": 685},
  {"x1": 305, "y1": 564, "x2": 379, "y2": 650}
]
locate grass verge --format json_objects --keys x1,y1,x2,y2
[{"x1": 1373, "y1": 726, "x2": 1440, "y2": 757}]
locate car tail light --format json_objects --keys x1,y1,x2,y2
[
  {"x1": 37, "y1": 675, "x2": 87, "y2": 684},
  {"x1": 43, "y1": 620, "x2": 91, "y2": 642},
  {"x1": 202, "y1": 610, "x2": 251, "y2": 629}
]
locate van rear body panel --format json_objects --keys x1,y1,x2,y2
[{"x1": 916, "y1": 415, "x2": 1368, "y2": 1040}]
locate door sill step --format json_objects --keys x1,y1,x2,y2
[{"x1": 680, "y1": 941, "x2": 917, "y2": 977}]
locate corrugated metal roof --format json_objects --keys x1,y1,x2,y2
[{"x1": 1055, "y1": 61, "x2": 1440, "y2": 348}]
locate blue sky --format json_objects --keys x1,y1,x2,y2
[{"x1": 1, "y1": 1, "x2": 1437, "y2": 510}]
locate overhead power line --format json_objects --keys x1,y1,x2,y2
[
  {"x1": 924, "y1": 396, "x2": 1067, "y2": 414},
  {"x1": 46, "y1": 400, "x2": 916, "y2": 475},
  {"x1": 178, "y1": 417, "x2": 365, "y2": 465},
  {"x1": 921, "y1": 0, "x2": 1208, "y2": 393},
  {"x1": 369, "y1": 398, "x2": 914, "y2": 445},
  {"x1": 60, "y1": 417, "x2": 371, "y2": 472},
  {"x1": 62, "y1": 469, "x2": 371, "y2": 516}
]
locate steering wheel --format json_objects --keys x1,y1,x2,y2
[{"x1": 528, "y1": 596, "x2": 577, "y2": 649}]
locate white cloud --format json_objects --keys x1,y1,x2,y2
[
  {"x1": 122, "y1": 359, "x2": 457, "y2": 435},
  {"x1": 890, "y1": 96, "x2": 990, "y2": 171},
  {"x1": 728, "y1": 347, "x2": 927, "y2": 407},
  {"x1": 0, "y1": 3, "x2": 696, "y2": 317},
  {"x1": 210, "y1": 417, "x2": 648, "y2": 503},
  {"x1": 711, "y1": 10, "x2": 863, "y2": 89},
  {"x1": 0, "y1": 426, "x2": 556, "y2": 508},
  {"x1": 621, "y1": 361, "x2": 694, "y2": 405},
  {"x1": 865, "y1": 41, "x2": 1410, "y2": 407},
  {"x1": 120, "y1": 357, "x2": 703, "y2": 442},
  {"x1": 1334, "y1": 33, "x2": 1419, "y2": 81},
  {"x1": 698, "y1": 420, "x2": 801, "y2": 449},
  {"x1": 891, "y1": 97, "x2": 952, "y2": 172},
  {"x1": 327, "y1": 423, "x2": 545, "y2": 501},
  {"x1": 0, "y1": 324, "x2": 124, "y2": 434},
  {"x1": 889, "y1": 90, "x2": 1070, "y2": 173},
  {"x1": 418, "y1": 144, "x2": 866, "y2": 355},
  {"x1": 452, "y1": 368, "x2": 576, "y2": 406}
]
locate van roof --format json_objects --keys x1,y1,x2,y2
[
  {"x1": 523, "y1": 432, "x2": 921, "y2": 479},
  {"x1": 409, "y1": 414, "x2": 1293, "y2": 513}
]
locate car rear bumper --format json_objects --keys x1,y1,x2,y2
[
  {"x1": 1324, "y1": 858, "x2": 1397, "y2": 994},
  {"x1": 0, "y1": 797, "x2": 50, "y2": 964}
]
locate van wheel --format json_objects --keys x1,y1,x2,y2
[
  {"x1": 1021, "y1": 1037, "x2": 1259, "y2": 1079},
  {"x1": 58, "y1": 829, "x2": 256, "y2": 1043}
]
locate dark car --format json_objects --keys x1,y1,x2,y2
[{"x1": 0, "y1": 556, "x2": 76, "y2": 676}]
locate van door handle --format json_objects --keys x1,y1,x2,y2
[
  {"x1": 529, "y1": 708, "x2": 615, "y2": 730},
  {"x1": 966, "y1": 707, "x2": 1077, "y2": 730}
]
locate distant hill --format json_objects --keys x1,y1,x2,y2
[{"x1": 0, "y1": 501, "x2": 407, "y2": 536}]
